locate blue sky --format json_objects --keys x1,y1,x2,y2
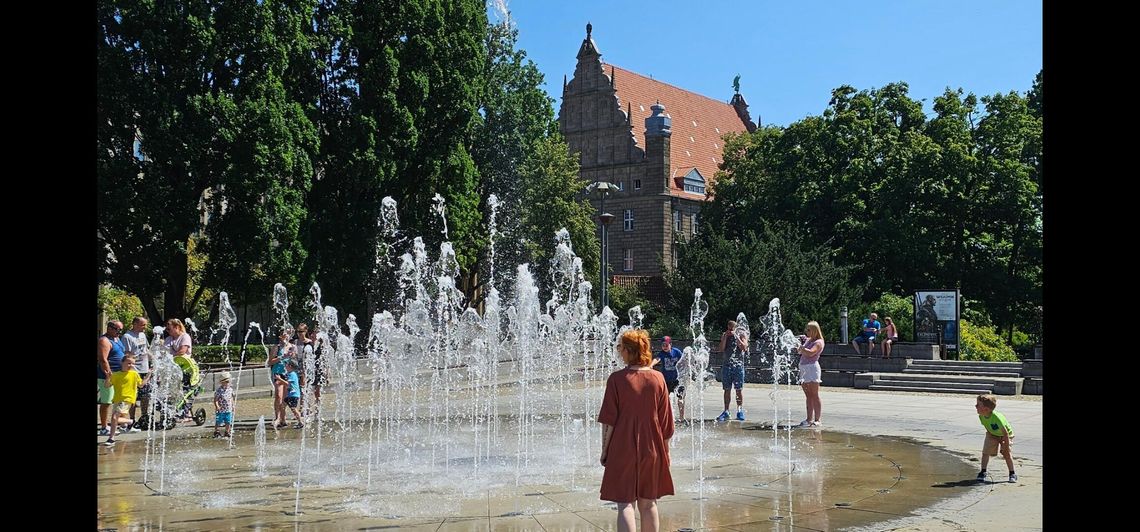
[{"x1": 493, "y1": 0, "x2": 1042, "y2": 127}]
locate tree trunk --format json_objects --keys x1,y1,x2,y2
[
  {"x1": 163, "y1": 243, "x2": 190, "y2": 320},
  {"x1": 139, "y1": 291, "x2": 163, "y2": 325}
]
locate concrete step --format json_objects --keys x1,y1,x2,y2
[
  {"x1": 909, "y1": 360, "x2": 1022, "y2": 369},
  {"x1": 868, "y1": 384, "x2": 993, "y2": 395},
  {"x1": 873, "y1": 379, "x2": 994, "y2": 391},
  {"x1": 855, "y1": 372, "x2": 1022, "y2": 395},
  {"x1": 878, "y1": 373, "x2": 1018, "y2": 385},
  {"x1": 901, "y1": 368, "x2": 1023, "y2": 378}
]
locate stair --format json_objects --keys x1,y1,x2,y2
[{"x1": 855, "y1": 370, "x2": 1023, "y2": 395}]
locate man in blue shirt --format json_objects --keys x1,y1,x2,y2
[
  {"x1": 850, "y1": 312, "x2": 881, "y2": 355},
  {"x1": 654, "y1": 336, "x2": 685, "y2": 421}
]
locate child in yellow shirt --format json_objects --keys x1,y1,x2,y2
[{"x1": 105, "y1": 355, "x2": 148, "y2": 446}]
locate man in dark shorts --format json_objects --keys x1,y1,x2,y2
[{"x1": 654, "y1": 336, "x2": 685, "y2": 421}]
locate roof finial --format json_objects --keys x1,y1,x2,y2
[
  {"x1": 586, "y1": 22, "x2": 592, "y2": 38},
  {"x1": 733, "y1": 74, "x2": 741, "y2": 94}
]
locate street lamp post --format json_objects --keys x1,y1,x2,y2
[{"x1": 589, "y1": 181, "x2": 618, "y2": 310}]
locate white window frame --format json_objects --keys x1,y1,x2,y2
[
  {"x1": 623, "y1": 209, "x2": 634, "y2": 231},
  {"x1": 623, "y1": 249, "x2": 634, "y2": 271}
]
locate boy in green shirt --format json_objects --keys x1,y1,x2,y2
[{"x1": 975, "y1": 393, "x2": 1016, "y2": 483}]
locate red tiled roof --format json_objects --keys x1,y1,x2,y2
[{"x1": 605, "y1": 64, "x2": 748, "y2": 196}]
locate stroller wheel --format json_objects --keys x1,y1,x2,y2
[{"x1": 193, "y1": 408, "x2": 207, "y2": 426}]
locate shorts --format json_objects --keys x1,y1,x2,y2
[
  {"x1": 112, "y1": 401, "x2": 131, "y2": 417},
  {"x1": 284, "y1": 396, "x2": 299, "y2": 408},
  {"x1": 983, "y1": 432, "x2": 1014, "y2": 456},
  {"x1": 722, "y1": 364, "x2": 745, "y2": 390},
  {"x1": 675, "y1": 384, "x2": 686, "y2": 399},
  {"x1": 798, "y1": 362, "x2": 822, "y2": 384},
  {"x1": 216, "y1": 412, "x2": 233, "y2": 425},
  {"x1": 666, "y1": 378, "x2": 680, "y2": 394},
  {"x1": 137, "y1": 373, "x2": 151, "y2": 398},
  {"x1": 853, "y1": 335, "x2": 876, "y2": 344},
  {"x1": 97, "y1": 379, "x2": 115, "y2": 405}
]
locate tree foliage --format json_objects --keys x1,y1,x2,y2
[
  {"x1": 665, "y1": 221, "x2": 860, "y2": 339},
  {"x1": 98, "y1": 0, "x2": 319, "y2": 321},
  {"x1": 704, "y1": 76, "x2": 1042, "y2": 342}
]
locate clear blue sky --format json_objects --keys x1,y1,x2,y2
[{"x1": 493, "y1": 0, "x2": 1042, "y2": 127}]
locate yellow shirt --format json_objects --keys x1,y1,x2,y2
[{"x1": 111, "y1": 369, "x2": 142, "y2": 404}]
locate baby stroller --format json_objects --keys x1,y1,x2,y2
[{"x1": 135, "y1": 355, "x2": 207, "y2": 430}]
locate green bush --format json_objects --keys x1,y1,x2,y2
[
  {"x1": 851, "y1": 292, "x2": 914, "y2": 341},
  {"x1": 959, "y1": 320, "x2": 1018, "y2": 362},
  {"x1": 194, "y1": 345, "x2": 270, "y2": 365},
  {"x1": 648, "y1": 314, "x2": 690, "y2": 340},
  {"x1": 98, "y1": 284, "x2": 146, "y2": 326}
]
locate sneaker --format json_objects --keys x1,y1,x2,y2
[
  {"x1": 716, "y1": 411, "x2": 730, "y2": 422},
  {"x1": 976, "y1": 472, "x2": 987, "y2": 483},
  {"x1": 293, "y1": 422, "x2": 305, "y2": 429},
  {"x1": 98, "y1": 426, "x2": 111, "y2": 436},
  {"x1": 797, "y1": 419, "x2": 811, "y2": 427},
  {"x1": 103, "y1": 439, "x2": 116, "y2": 446},
  {"x1": 736, "y1": 410, "x2": 745, "y2": 421},
  {"x1": 1009, "y1": 473, "x2": 1018, "y2": 483},
  {"x1": 212, "y1": 432, "x2": 222, "y2": 439},
  {"x1": 810, "y1": 420, "x2": 822, "y2": 427},
  {"x1": 127, "y1": 427, "x2": 142, "y2": 433}
]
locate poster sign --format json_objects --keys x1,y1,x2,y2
[{"x1": 915, "y1": 290, "x2": 960, "y2": 350}]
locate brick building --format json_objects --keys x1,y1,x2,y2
[{"x1": 558, "y1": 24, "x2": 758, "y2": 302}]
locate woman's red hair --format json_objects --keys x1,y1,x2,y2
[{"x1": 618, "y1": 329, "x2": 653, "y2": 366}]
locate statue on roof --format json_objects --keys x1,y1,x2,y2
[{"x1": 733, "y1": 74, "x2": 741, "y2": 94}]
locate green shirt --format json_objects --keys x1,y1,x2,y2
[{"x1": 979, "y1": 411, "x2": 1013, "y2": 438}]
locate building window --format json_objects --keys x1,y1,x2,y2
[
  {"x1": 673, "y1": 210, "x2": 682, "y2": 232},
  {"x1": 623, "y1": 249, "x2": 634, "y2": 271},
  {"x1": 624, "y1": 209, "x2": 634, "y2": 231},
  {"x1": 616, "y1": 180, "x2": 624, "y2": 191},
  {"x1": 634, "y1": 179, "x2": 642, "y2": 190},
  {"x1": 691, "y1": 213, "x2": 699, "y2": 236},
  {"x1": 671, "y1": 245, "x2": 678, "y2": 269},
  {"x1": 683, "y1": 168, "x2": 706, "y2": 194}
]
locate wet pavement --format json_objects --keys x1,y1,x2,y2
[{"x1": 97, "y1": 383, "x2": 1042, "y2": 531}]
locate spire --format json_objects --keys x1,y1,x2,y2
[
  {"x1": 645, "y1": 101, "x2": 672, "y2": 137},
  {"x1": 577, "y1": 22, "x2": 600, "y2": 59}
]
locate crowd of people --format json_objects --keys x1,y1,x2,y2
[{"x1": 97, "y1": 317, "x2": 331, "y2": 444}]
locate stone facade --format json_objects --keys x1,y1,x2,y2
[{"x1": 558, "y1": 25, "x2": 754, "y2": 302}]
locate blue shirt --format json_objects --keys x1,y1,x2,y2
[
  {"x1": 654, "y1": 347, "x2": 683, "y2": 381},
  {"x1": 860, "y1": 319, "x2": 882, "y2": 338},
  {"x1": 271, "y1": 346, "x2": 290, "y2": 375},
  {"x1": 98, "y1": 335, "x2": 125, "y2": 378},
  {"x1": 285, "y1": 371, "x2": 301, "y2": 398}
]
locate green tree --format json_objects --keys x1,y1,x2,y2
[
  {"x1": 299, "y1": 0, "x2": 488, "y2": 319},
  {"x1": 515, "y1": 133, "x2": 600, "y2": 303},
  {"x1": 98, "y1": 0, "x2": 319, "y2": 322},
  {"x1": 97, "y1": 285, "x2": 146, "y2": 327},
  {"x1": 470, "y1": 17, "x2": 560, "y2": 303},
  {"x1": 665, "y1": 222, "x2": 860, "y2": 339}
]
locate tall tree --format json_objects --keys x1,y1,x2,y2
[
  {"x1": 98, "y1": 0, "x2": 319, "y2": 322},
  {"x1": 514, "y1": 133, "x2": 600, "y2": 302}
]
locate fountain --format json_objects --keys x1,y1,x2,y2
[{"x1": 98, "y1": 197, "x2": 980, "y2": 530}]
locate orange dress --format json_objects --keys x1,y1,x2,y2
[{"x1": 598, "y1": 367, "x2": 675, "y2": 502}]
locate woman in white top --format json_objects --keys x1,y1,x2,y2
[
  {"x1": 796, "y1": 321, "x2": 825, "y2": 427},
  {"x1": 882, "y1": 317, "x2": 899, "y2": 359}
]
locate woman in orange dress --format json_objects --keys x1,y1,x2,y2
[{"x1": 599, "y1": 329, "x2": 675, "y2": 532}]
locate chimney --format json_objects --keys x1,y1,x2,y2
[{"x1": 644, "y1": 101, "x2": 672, "y2": 192}]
